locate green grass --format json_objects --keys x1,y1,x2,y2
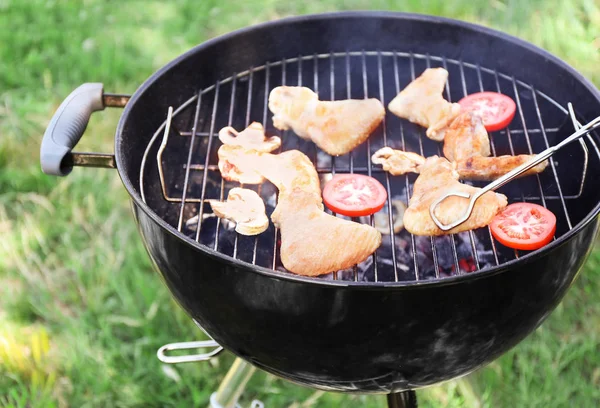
[{"x1": 1, "y1": 0, "x2": 599, "y2": 406}]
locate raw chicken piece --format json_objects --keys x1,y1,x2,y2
[
  {"x1": 371, "y1": 147, "x2": 425, "y2": 176},
  {"x1": 388, "y1": 68, "x2": 461, "y2": 141},
  {"x1": 215, "y1": 123, "x2": 382, "y2": 276},
  {"x1": 268, "y1": 86, "x2": 385, "y2": 156},
  {"x1": 219, "y1": 122, "x2": 281, "y2": 152},
  {"x1": 443, "y1": 112, "x2": 547, "y2": 180},
  {"x1": 443, "y1": 111, "x2": 490, "y2": 162},
  {"x1": 217, "y1": 122, "x2": 281, "y2": 184},
  {"x1": 403, "y1": 156, "x2": 508, "y2": 236},
  {"x1": 272, "y1": 188, "x2": 382, "y2": 276},
  {"x1": 455, "y1": 156, "x2": 548, "y2": 181},
  {"x1": 208, "y1": 188, "x2": 269, "y2": 236},
  {"x1": 260, "y1": 151, "x2": 322, "y2": 201}
]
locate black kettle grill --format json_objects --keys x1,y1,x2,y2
[{"x1": 40, "y1": 12, "x2": 600, "y2": 406}]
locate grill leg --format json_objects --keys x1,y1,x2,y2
[
  {"x1": 209, "y1": 358, "x2": 256, "y2": 408},
  {"x1": 387, "y1": 390, "x2": 417, "y2": 408}
]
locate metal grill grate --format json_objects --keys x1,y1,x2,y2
[{"x1": 139, "y1": 50, "x2": 600, "y2": 283}]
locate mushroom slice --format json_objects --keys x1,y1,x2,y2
[
  {"x1": 374, "y1": 200, "x2": 407, "y2": 234},
  {"x1": 371, "y1": 147, "x2": 425, "y2": 176},
  {"x1": 208, "y1": 188, "x2": 269, "y2": 236},
  {"x1": 218, "y1": 122, "x2": 281, "y2": 152}
]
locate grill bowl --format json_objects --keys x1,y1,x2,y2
[{"x1": 78, "y1": 12, "x2": 600, "y2": 392}]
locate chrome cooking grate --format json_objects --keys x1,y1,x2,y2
[{"x1": 139, "y1": 50, "x2": 600, "y2": 283}]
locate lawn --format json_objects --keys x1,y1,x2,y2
[{"x1": 1, "y1": 0, "x2": 599, "y2": 407}]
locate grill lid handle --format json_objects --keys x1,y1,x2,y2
[{"x1": 41, "y1": 83, "x2": 127, "y2": 176}]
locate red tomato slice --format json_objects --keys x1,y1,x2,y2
[
  {"x1": 458, "y1": 92, "x2": 516, "y2": 132},
  {"x1": 490, "y1": 203, "x2": 556, "y2": 251},
  {"x1": 322, "y1": 174, "x2": 387, "y2": 217}
]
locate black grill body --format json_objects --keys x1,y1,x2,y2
[{"x1": 114, "y1": 12, "x2": 600, "y2": 392}]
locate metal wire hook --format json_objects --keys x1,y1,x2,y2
[
  {"x1": 157, "y1": 339, "x2": 224, "y2": 364},
  {"x1": 430, "y1": 112, "x2": 600, "y2": 231}
]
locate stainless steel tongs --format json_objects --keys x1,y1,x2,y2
[{"x1": 430, "y1": 112, "x2": 600, "y2": 231}]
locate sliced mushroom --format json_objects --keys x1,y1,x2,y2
[
  {"x1": 208, "y1": 188, "x2": 269, "y2": 236},
  {"x1": 372, "y1": 147, "x2": 425, "y2": 176},
  {"x1": 217, "y1": 122, "x2": 281, "y2": 185},
  {"x1": 218, "y1": 122, "x2": 281, "y2": 153},
  {"x1": 374, "y1": 200, "x2": 407, "y2": 234}
]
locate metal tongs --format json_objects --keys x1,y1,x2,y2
[{"x1": 430, "y1": 112, "x2": 600, "y2": 231}]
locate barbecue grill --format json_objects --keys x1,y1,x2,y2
[{"x1": 41, "y1": 12, "x2": 600, "y2": 407}]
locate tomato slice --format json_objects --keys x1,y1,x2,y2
[
  {"x1": 322, "y1": 174, "x2": 387, "y2": 217},
  {"x1": 490, "y1": 203, "x2": 556, "y2": 251},
  {"x1": 458, "y1": 92, "x2": 516, "y2": 132}
]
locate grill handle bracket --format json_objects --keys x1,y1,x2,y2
[{"x1": 41, "y1": 83, "x2": 129, "y2": 176}]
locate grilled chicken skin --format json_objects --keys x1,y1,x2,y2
[
  {"x1": 388, "y1": 68, "x2": 461, "y2": 141},
  {"x1": 272, "y1": 188, "x2": 382, "y2": 277},
  {"x1": 443, "y1": 111, "x2": 490, "y2": 162},
  {"x1": 403, "y1": 156, "x2": 508, "y2": 236},
  {"x1": 260, "y1": 151, "x2": 322, "y2": 201},
  {"x1": 373, "y1": 113, "x2": 547, "y2": 181},
  {"x1": 268, "y1": 86, "x2": 385, "y2": 156},
  {"x1": 217, "y1": 122, "x2": 281, "y2": 184},
  {"x1": 216, "y1": 123, "x2": 382, "y2": 276},
  {"x1": 443, "y1": 112, "x2": 548, "y2": 180}
]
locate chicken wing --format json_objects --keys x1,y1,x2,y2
[
  {"x1": 443, "y1": 111, "x2": 490, "y2": 161},
  {"x1": 260, "y1": 152, "x2": 380, "y2": 275},
  {"x1": 371, "y1": 146, "x2": 425, "y2": 175},
  {"x1": 216, "y1": 123, "x2": 382, "y2": 276},
  {"x1": 268, "y1": 86, "x2": 385, "y2": 156},
  {"x1": 260, "y1": 151, "x2": 322, "y2": 200},
  {"x1": 443, "y1": 112, "x2": 547, "y2": 180},
  {"x1": 208, "y1": 188, "x2": 269, "y2": 236},
  {"x1": 403, "y1": 156, "x2": 508, "y2": 236},
  {"x1": 272, "y1": 188, "x2": 382, "y2": 276},
  {"x1": 388, "y1": 68, "x2": 461, "y2": 141}
]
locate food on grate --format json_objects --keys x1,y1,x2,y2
[
  {"x1": 322, "y1": 174, "x2": 388, "y2": 217},
  {"x1": 216, "y1": 123, "x2": 382, "y2": 276},
  {"x1": 443, "y1": 111, "x2": 490, "y2": 161},
  {"x1": 403, "y1": 156, "x2": 508, "y2": 236},
  {"x1": 373, "y1": 112, "x2": 547, "y2": 181},
  {"x1": 219, "y1": 122, "x2": 281, "y2": 152},
  {"x1": 458, "y1": 91, "x2": 516, "y2": 132},
  {"x1": 388, "y1": 67, "x2": 461, "y2": 141},
  {"x1": 272, "y1": 188, "x2": 382, "y2": 276},
  {"x1": 374, "y1": 199, "x2": 407, "y2": 234},
  {"x1": 371, "y1": 147, "x2": 425, "y2": 175},
  {"x1": 268, "y1": 86, "x2": 385, "y2": 156},
  {"x1": 443, "y1": 112, "x2": 548, "y2": 180},
  {"x1": 217, "y1": 122, "x2": 281, "y2": 184},
  {"x1": 208, "y1": 188, "x2": 269, "y2": 236},
  {"x1": 260, "y1": 150, "x2": 322, "y2": 201},
  {"x1": 490, "y1": 203, "x2": 556, "y2": 250}
]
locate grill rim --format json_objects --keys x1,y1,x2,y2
[{"x1": 115, "y1": 11, "x2": 600, "y2": 288}]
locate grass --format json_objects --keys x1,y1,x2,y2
[{"x1": 1, "y1": 0, "x2": 599, "y2": 406}]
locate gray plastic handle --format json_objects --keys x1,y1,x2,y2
[{"x1": 41, "y1": 83, "x2": 105, "y2": 176}]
